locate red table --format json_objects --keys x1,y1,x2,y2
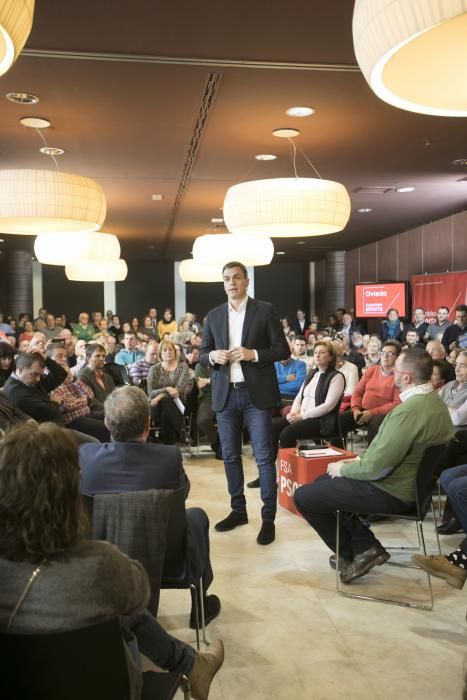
[{"x1": 278, "y1": 446, "x2": 357, "y2": 515}]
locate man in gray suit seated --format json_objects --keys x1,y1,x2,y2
[{"x1": 79, "y1": 385, "x2": 220, "y2": 629}]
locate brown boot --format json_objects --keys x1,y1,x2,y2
[
  {"x1": 188, "y1": 639, "x2": 224, "y2": 700},
  {"x1": 412, "y1": 554, "x2": 467, "y2": 590}
]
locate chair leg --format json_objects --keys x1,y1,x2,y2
[
  {"x1": 189, "y1": 584, "x2": 200, "y2": 651},
  {"x1": 431, "y1": 501, "x2": 442, "y2": 555},
  {"x1": 198, "y1": 578, "x2": 208, "y2": 647},
  {"x1": 180, "y1": 674, "x2": 191, "y2": 700}
]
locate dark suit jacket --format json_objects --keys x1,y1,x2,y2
[
  {"x1": 2, "y1": 357, "x2": 67, "y2": 423},
  {"x1": 200, "y1": 297, "x2": 290, "y2": 411},
  {"x1": 79, "y1": 441, "x2": 190, "y2": 498}
]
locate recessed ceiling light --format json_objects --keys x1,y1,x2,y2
[
  {"x1": 277, "y1": 251, "x2": 286, "y2": 255},
  {"x1": 148, "y1": 245, "x2": 155, "y2": 249},
  {"x1": 6, "y1": 92, "x2": 39, "y2": 104},
  {"x1": 452, "y1": 158, "x2": 467, "y2": 166},
  {"x1": 272, "y1": 128, "x2": 300, "y2": 139},
  {"x1": 39, "y1": 147, "x2": 64, "y2": 156},
  {"x1": 151, "y1": 194, "x2": 163, "y2": 201},
  {"x1": 20, "y1": 116, "x2": 51, "y2": 129},
  {"x1": 286, "y1": 106, "x2": 315, "y2": 117},
  {"x1": 396, "y1": 187, "x2": 415, "y2": 193},
  {"x1": 211, "y1": 218, "x2": 224, "y2": 224},
  {"x1": 296, "y1": 241, "x2": 305, "y2": 245},
  {"x1": 357, "y1": 208, "x2": 373, "y2": 213},
  {"x1": 255, "y1": 154, "x2": 277, "y2": 161},
  {"x1": 0, "y1": 238, "x2": 4, "y2": 243}
]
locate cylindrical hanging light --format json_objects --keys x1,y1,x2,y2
[
  {"x1": 192, "y1": 233, "x2": 274, "y2": 266},
  {"x1": 0, "y1": 0, "x2": 35, "y2": 77},
  {"x1": 223, "y1": 178, "x2": 351, "y2": 237},
  {"x1": 353, "y1": 0, "x2": 467, "y2": 117},
  {"x1": 34, "y1": 231, "x2": 120, "y2": 265},
  {"x1": 65, "y1": 259, "x2": 128, "y2": 282},
  {"x1": 0, "y1": 169, "x2": 107, "y2": 234},
  {"x1": 179, "y1": 259, "x2": 223, "y2": 283}
]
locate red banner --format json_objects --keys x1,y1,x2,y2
[{"x1": 411, "y1": 271, "x2": 467, "y2": 323}]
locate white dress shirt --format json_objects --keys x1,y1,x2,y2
[{"x1": 209, "y1": 295, "x2": 258, "y2": 381}]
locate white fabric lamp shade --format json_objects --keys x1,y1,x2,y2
[
  {"x1": 0, "y1": 169, "x2": 107, "y2": 234},
  {"x1": 34, "y1": 231, "x2": 120, "y2": 265},
  {"x1": 179, "y1": 259, "x2": 223, "y2": 283},
  {"x1": 353, "y1": 0, "x2": 467, "y2": 117},
  {"x1": 0, "y1": 0, "x2": 34, "y2": 76},
  {"x1": 192, "y1": 233, "x2": 274, "y2": 266},
  {"x1": 223, "y1": 177, "x2": 351, "y2": 237},
  {"x1": 65, "y1": 258, "x2": 128, "y2": 282}
]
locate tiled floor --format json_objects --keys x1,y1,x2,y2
[{"x1": 156, "y1": 447, "x2": 467, "y2": 699}]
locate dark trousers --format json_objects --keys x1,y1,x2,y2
[
  {"x1": 151, "y1": 397, "x2": 184, "y2": 444},
  {"x1": 186, "y1": 507, "x2": 214, "y2": 591},
  {"x1": 196, "y1": 399, "x2": 219, "y2": 446},
  {"x1": 272, "y1": 416, "x2": 324, "y2": 458},
  {"x1": 339, "y1": 409, "x2": 385, "y2": 444},
  {"x1": 68, "y1": 415, "x2": 110, "y2": 442},
  {"x1": 216, "y1": 385, "x2": 276, "y2": 520},
  {"x1": 294, "y1": 474, "x2": 412, "y2": 561}
]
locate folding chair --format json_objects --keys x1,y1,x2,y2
[
  {"x1": 0, "y1": 617, "x2": 190, "y2": 700},
  {"x1": 335, "y1": 444, "x2": 447, "y2": 610}
]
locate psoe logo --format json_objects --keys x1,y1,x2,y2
[{"x1": 280, "y1": 475, "x2": 300, "y2": 497}]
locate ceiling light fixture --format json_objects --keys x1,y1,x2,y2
[
  {"x1": 0, "y1": 169, "x2": 107, "y2": 234},
  {"x1": 255, "y1": 154, "x2": 277, "y2": 161},
  {"x1": 452, "y1": 158, "x2": 467, "y2": 166},
  {"x1": 277, "y1": 251, "x2": 286, "y2": 255},
  {"x1": 210, "y1": 218, "x2": 224, "y2": 224},
  {"x1": 272, "y1": 128, "x2": 300, "y2": 139},
  {"x1": 223, "y1": 130, "x2": 351, "y2": 238},
  {"x1": 0, "y1": 1, "x2": 35, "y2": 77},
  {"x1": 6, "y1": 91, "x2": 39, "y2": 104},
  {"x1": 396, "y1": 187, "x2": 415, "y2": 193},
  {"x1": 353, "y1": 0, "x2": 467, "y2": 117},
  {"x1": 193, "y1": 233, "x2": 274, "y2": 267},
  {"x1": 179, "y1": 259, "x2": 223, "y2": 283},
  {"x1": 34, "y1": 231, "x2": 120, "y2": 266},
  {"x1": 20, "y1": 116, "x2": 50, "y2": 129},
  {"x1": 286, "y1": 106, "x2": 315, "y2": 117},
  {"x1": 151, "y1": 194, "x2": 163, "y2": 201},
  {"x1": 357, "y1": 208, "x2": 373, "y2": 213},
  {"x1": 65, "y1": 259, "x2": 128, "y2": 282},
  {"x1": 39, "y1": 146, "x2": 64, "y2": 156}
]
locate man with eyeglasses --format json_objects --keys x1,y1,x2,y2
[
  {"x1": 439, "y1": 350, "x2": 467, "y2": 427},
  {"x1": 294, "y1": 348, "x2": 453, "y2": 584},
  {"x1": 339, "y1": 340, "x2": 402, "y2": 444}
]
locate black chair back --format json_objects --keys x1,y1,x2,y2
[
  {"x1": 0, "y1": 618, "x2": 129, "y2": 700},
  {"x1": 161, "y1": 487, "x2": 190, "y2": 587},
  {"x1": 415, "y1": 444, "x2": 448, "y2": 519}
]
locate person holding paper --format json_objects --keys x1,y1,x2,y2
[{"x1": 147, "y1": 340, "x2": 192, "y2": 444}]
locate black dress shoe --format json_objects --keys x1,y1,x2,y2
[
  {"x1": 257, "y1": 520, "x2": 275, "y2": 545},
  {"x1": 247, "y1": 477, "x2": 260, "y2": 488},
  {"x1": 329, "y1": 554, "x2": 352, "y2": 571},
  {"x1": 214, "y1": 511, "x2": 248, "y2": 531},
  {"x1": 340, "y1": 543, "x2": 390, "y2": 583},
  {"x1": 190, "y1": 594, "x2": 221, "y2": 629},
  {"x1": 436, "y1": 517, "x2": 463, "y2": 535}
]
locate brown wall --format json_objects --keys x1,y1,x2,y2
[{"x1": 345, "y1": 209, "x2": 467, "y2": 311}]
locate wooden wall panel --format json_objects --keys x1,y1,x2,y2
[
  {"x1": 398, "y1": 226, "x2": 423, "y2": 280},
  {"x1": 314, "y1": 259, "x2": 326, "y2": 322},
  {"x1": 345, "y1": 248, "x2": 359, "y2": 310},
  {"x1": 359, "y1": 242, "x2": 377, "y2": 282},
  {"x1": 422, "y1": 219, "x2": 453, "y2": 274},
  {"x1": 377, "y1": 235, "x2": 398, "y2": 281},
  {"x1": 453, "y1": 210, "x2": 467, "y2": 271}
]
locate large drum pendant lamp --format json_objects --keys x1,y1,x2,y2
[
  {"x1": 353, "y1": 0, "x2": 467, "y2": 117},
  {"x1": 0, "y1": 169, "x2": 107, "y2": 234},
  {"x1": 192, "y1": 233, "x2": 274, "y2": 266},
  {"x1": 0, "y1": 0, "x2": 35, "y2": 77},
  {"x1": 223, "y1": 177, "x2": 351, "y2": 237},
  {"x1": 179, "y1": 259, "x2": 223, "y2": 283},
  {"x1": 34, "y1": 231, "x2": 120, "y2": 265},
  {"x1": 65, "y1": 259, "x2": 128, "y2": 282}
]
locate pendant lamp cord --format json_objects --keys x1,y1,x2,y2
[
  {"x1": 287, "y1": 137, "x2": 323, "y2": 180},
  {"x1": 35, "y1": 128, "x2": 60, "y2": 170}
]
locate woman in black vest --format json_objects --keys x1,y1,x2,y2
[{"x1": 272, "y1": 340, "x2": 345, "y2": 456}]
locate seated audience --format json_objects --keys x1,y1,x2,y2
[
  {"x1": 426, "y1": 339, "x2": 455, "y2": 381},
  {"x1": 0, "y1": 422, "x2": 223, "y2": 700},
  {"x1": 18, "y1": 319, "x2": 34, "y2": 343},
  {"x1": 157, "y1": 308, "x2": 178, "y2": 338},
  {"x1": 43, "y1": 312, "x2": 58, "y2": 341},
  {"x1": 403, "y1": 329, "x2": 423, "y2": 349},
  {"x1": 291, "y1": 335, "x2": 307, "y2": 364},
  {"x1": 448, "y1": 347, "x2": 462, "y2": 366},
  {"x1": 293, "y1": 308, "x2": 309, "y2": 335},
  {"x1": 339, "y1": 340, "x2": 401, "y2": 444},
  {"x1": 129, "y1": 339, "x2": 159, "y2": 386},
  {"x1": 271, "y1": 340, "x2": 345, "y2": 456},
  {"x1": 364, "y1": 335, "x2": 381, "y2": 370},
  {"x1": 70, "y1": 338, "x2": 87, "y2": 377},
  {"x1": 343, "y1": 336, "x2": 365, "y2": 376},
  {"x1": 379, "y1": 308, "x2": 404, "y2": 342},
  {"x1": 195, "y1": 363, "x2": 221, "y2": 459},
  {"x1": 0, "y1": 341, "x2": 15, "y2": 388},
  {"x1": 48, "y1": 344, "x2": 109, "y2": 442},
  {"x1": 442, "y1": 304, "x2": 467, "y2": 352},
  {"x1": 281, "y1": 317, "x2": 293, "y2": 337},
  {"x1": 439, "y1": 350, "x2": 467, "y2": 427},
  {"x1": 431, "y1": 359, "x2": 452, "y2": 392},
  {"x1": 71, "y1": 312, "x2": 95, "y2": 342},
  {"x1": 274, "y1": 353, "x2": 307, "y2": 404},
  {"x1": 0, "y1": 392, "x2": 33, "y2": 434},
  {"x1": 341, "y1": 313, "x2": 360, "y2": 347},
  {"x1": 294, "y1": 348, "x2": 453, "y2": 582},
  {"x1": 147, "y1": 340, "x2": 192, "y2": 445},
  {"x1": 77, "y1": 343, "x2": 115, "y2": 411},
  {"x1": 115, "y1": 331, "x2": 145, "y2": 367},
  {"x1": 410, "y1": 306, "x2": 429, "y2": 343},
  {"x1": 333, "y1": 341, "x2": 359, "y2": 411},
  {"x1": 108, "y1": 313, "x2": 122, "y2": 338},
  {"x1": 57, "y1": 328, "x2": 77, "y2": 367},
  {"x1": 425, "y1": 306, "x2": 452, "y2": 341},
  {"x1": 141, "y1": 315, "x2": 159, "y2": 340}
]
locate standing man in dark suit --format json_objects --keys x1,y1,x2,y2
[{"x1": 200, "y1": 261, "x2": 290, "y2": 545}]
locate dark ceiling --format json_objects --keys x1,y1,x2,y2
[{"x1": 1, "y1": 0, "x2": 466, "y2": 262}]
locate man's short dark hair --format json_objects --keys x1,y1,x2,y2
[
  {"x1": 382, "y1": 339, "x2": 402, "y2": 355},
  {"x1": 400, "y1": 348, "x2": 433, "y2": 384},
  {"x1": 222, "y1": 261, "x2": 248, "y2": 277},
  {"x1": 294, "y1": 335, "x2": 306, "y2": 342},
  {"x1": 85, "y1": 343, "x2": 105, "y2": 361},
  {"x1": 456, "y1": 304, "x2": 467, "y2": 313},
  {"x1": 104, "y1": 386, "x2": 149, "y2": 441},
  {"x1": 124, "y1": 331, "x2": 136, "y2": 338},
  {"x1": 438, "y1": 306, "x2": 449, "y2": 313},
  {"x1": 16, "y1": 352, "x2": 46, "y2": 370}
]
